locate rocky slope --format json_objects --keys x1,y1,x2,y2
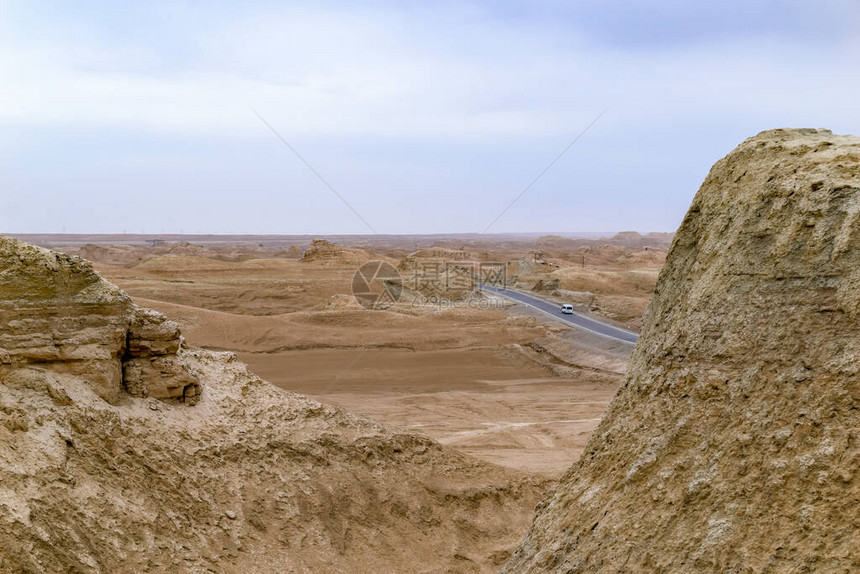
[
  {"x1": 0, "y1": 236, "x2": 545, "y2": 573},
  {"x1": 503, "y1": 129, "x2": 860, "y2": 572}
]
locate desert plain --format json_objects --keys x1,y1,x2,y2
[{"x1": 21, "y1": 231, "x2": 668, "y2": 477}]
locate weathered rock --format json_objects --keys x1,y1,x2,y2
[
  {"x1": 0, "y1": 236, "x2": 547, "y2": 572},
  {"x1": 504, "y1": 129, "x2": 860, "y2": 572},
  {"x1": 301, "y1": 238, "x2": 390, "y2": 266},
  {"x1": 0, "y1": 350, "x2": 544, "y2": 574},
  {"x1": 0, "y1": 236, "x2": 199, "y2": 404},
  {"x1": 532, "y1": 278, "x2": 560, "y2": 292},
  {"x1": 126, "y1": 307, "x2": 182, "y2": 357},
  {"x1": 122, "y1": 355, "x2": 200, "y2": 403}
]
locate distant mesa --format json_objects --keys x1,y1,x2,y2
[
  {"x1": 534, "y1": 231, "x2": 673, "y2": 253},
  {"x1": 301, "y1": 238, "x2": 392, "y2": 266},
  {"x1": 66, "y1": 240, "x2": 303, "y2": 268}
]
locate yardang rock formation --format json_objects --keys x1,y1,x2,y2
[
  {"x1": 0, "y1": 238, "x2": 199, "y2": 404},
  {"x1": 504, "y1": 129, "x2": 860, "y2": 572}
]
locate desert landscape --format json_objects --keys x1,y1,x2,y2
[
  {"x1": 4, "y1": 2, "x2": 859, "y2": 572},
  {"x1": 4, "y1": 131, "x2": 860, "y2": 572},
  {"x1": 17, "y1": 231, "x2": 666, "y2": 477},
  {"x1": 0, "y1": 228, "x2": 668, "y2": 572}
]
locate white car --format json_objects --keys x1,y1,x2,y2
[{"x1": 561, "y1": 304, "x2": 574, "y2": 314}]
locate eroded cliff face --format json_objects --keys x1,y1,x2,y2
[
  {"x1": 504, "y1": 129, "x2": 860, "y2": 572},
  {"x1": 0, "y1": 237, "x2": 199, "y2": 404}
]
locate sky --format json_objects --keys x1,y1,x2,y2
[{"x1": 2, "y1": 0, "x2": 859, "y2": 235}]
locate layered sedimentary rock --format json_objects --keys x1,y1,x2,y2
[
  {"x1": 0, "y1": 237, "x2": 199, "y2": 404},
  {"x1": 504, "y1": 129, "x2": 860, "y2": 572}
]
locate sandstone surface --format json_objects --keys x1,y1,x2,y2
[{"x1": 301, "y1": 238, "x2": 392, "y2": 266}]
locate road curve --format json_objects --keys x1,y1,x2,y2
[{"x1": 481, "y1": 284, "x2": 639, "y2": 344}]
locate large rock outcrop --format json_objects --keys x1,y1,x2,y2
[
  {"x1": 504, "y1": 129, "x2": 860, "y2": 572},
  {"x1": 0, "y1": 237, "x2": 199, "y2": 404}
]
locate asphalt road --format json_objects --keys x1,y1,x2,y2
[{"x1": 481, "y1": 284, "x2": 639, "y2": 344}]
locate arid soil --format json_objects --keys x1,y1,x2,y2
[
  {"x1": 239, "y1": 347, "x2": 619, "y2": 476},
  {"x1": 35, "y1": 232, "x2": 666, "y2": 477}
]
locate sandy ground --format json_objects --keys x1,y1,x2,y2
[
  {"x1": 40, "y1": 235, "x2": 663, "y2": 477},
  {"x1": 238, "y1": 347, "x2": 618, "y2": 476}
]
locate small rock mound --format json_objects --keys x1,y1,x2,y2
[
  {"x1": 325, "y1": 293, "x2": 365, "y2": 310},
  {"x1": 504, "y1": 129, "x2": 860, "y2": 572},
  {"x1": 301, "y1": 238, "x2": 388, "y2": 266},
  {"x1": 531, "y1": 278, "x2": 560, "y2": 292}
]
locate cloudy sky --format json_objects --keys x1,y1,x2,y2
[{"x1": 2, "y1": 1, "x2": 858, "y2": 235}]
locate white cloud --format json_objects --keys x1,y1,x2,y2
[
  {"x1": 2, "y1": 4, "x2": 857, "y2": 141},
  {"x1": 1, "y1": 1, "x2": 859, "y2": 233}
]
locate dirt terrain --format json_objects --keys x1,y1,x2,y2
[{"x1": 22, "y1": 232, "x2": 667, "y2": 477}]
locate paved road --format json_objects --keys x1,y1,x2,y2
[{"x1": 481, "y1": 284, "x2": 639, "y2": 344}]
